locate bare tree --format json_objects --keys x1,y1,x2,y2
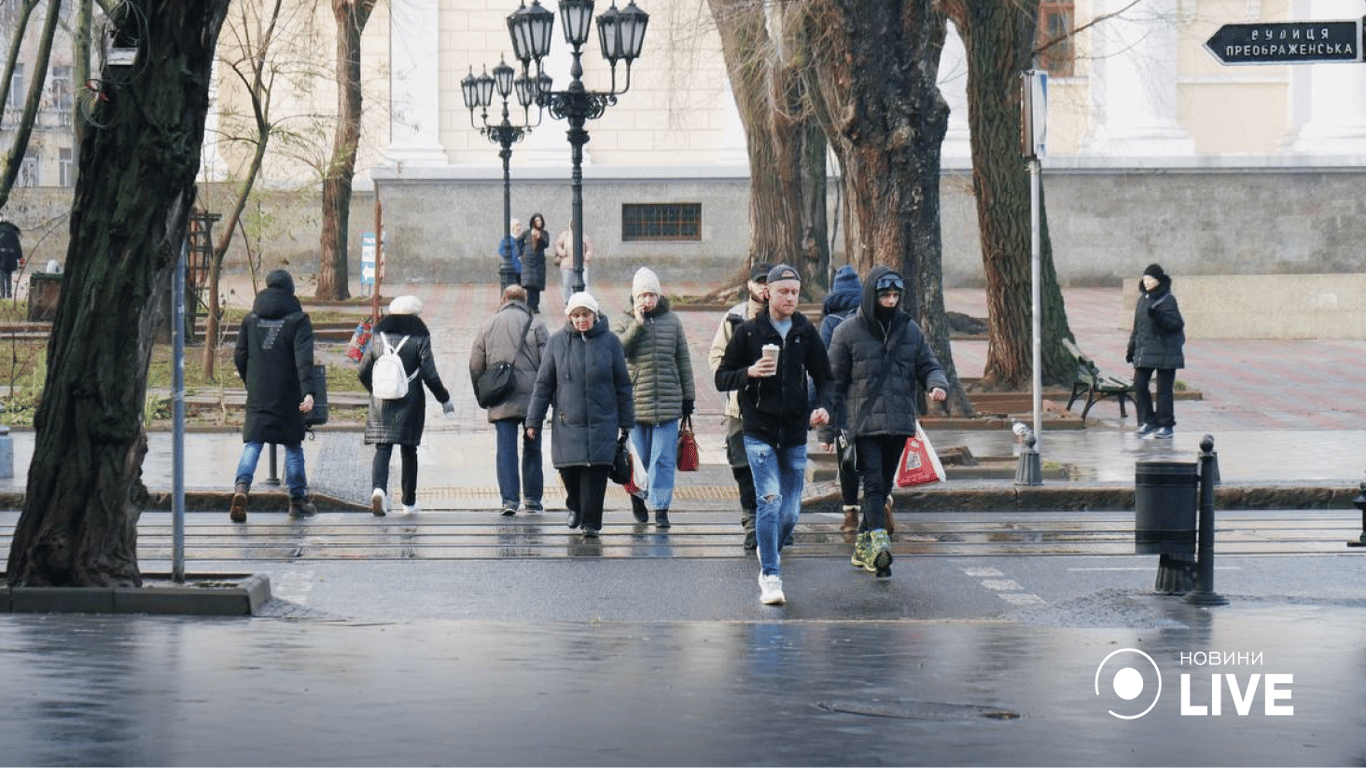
[
  {"x1": 316, "y1": 0, "x2": 377, "y2": 301},
  {"x1": 797, "y1": 0, "x2": 971, "y2": 415},
  {"x1": 706, "y1": 0, "x2": 828, "y2": 289},
  {"x1": 944, "y1": 0, "x2": 1074, "y2": 389},
  {"x1": 0, "y1": 0, "x2": 63, "y2": 209},
  {"x1": 7, "y1": 0, "x2": 230, "y2": 587}
]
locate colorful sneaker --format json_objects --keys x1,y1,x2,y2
[
  {"x1": 371, "y1": 488, "x2": 387, "y2": 517},
  {"x1": 869, "y1": 528, "x2": 893, "y2": 578},
  {"x1": 851, "y1": 531, "x2": 873, "y2": 571},
  {"x1": 758, "y1": 574, "x2": 786, "y2": 605}
]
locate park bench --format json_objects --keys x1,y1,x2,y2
[{"x1": 1062, "y1": 338, "x2": 1134, "y2": 419}]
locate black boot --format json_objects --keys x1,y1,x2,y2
[
  {"x1": 631, "y1": 494, "x2": 649, "y2": 523},
  {"x1": 566, "y1": 496, "x2": 582, "y2": 529},
  {"x1": 655, "y1": 509, "x2": 671, "y2": 529}
]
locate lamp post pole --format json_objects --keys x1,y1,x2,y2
[
  {"x1": 463, "y1": 58, "x2": 540, "y2": 290},
  {"x1": 506, "y1": 0, "x2": 649, "y2": 295}
]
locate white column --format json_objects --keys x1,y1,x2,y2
[
  {"x1": 1289, "y1": 0, "x2": 1366, "y2": 154},
  {"x1": 383, "y1": 0, "x2": 448, "y2": 167},
  {"x1": 1080, "y1": 0, "x2": 1194, "y2": 156},
  {"x1": 939, "y1": 20, "x2": 971, "y2": 165}
]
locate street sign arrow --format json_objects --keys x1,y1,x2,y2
[{"x1": 1205, "y1": 18, "x2": 1363, "y2": 65}]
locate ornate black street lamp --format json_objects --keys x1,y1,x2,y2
[
  {"x1": 462, "y1": 56, "x2": 544, "y2": 290},
  {"x1": 506, "y1": 0, "x2": 648, "y2": 295}
]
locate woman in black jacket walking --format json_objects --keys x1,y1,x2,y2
[
  {"x1": 359, "y1": 295, "x2": 454, "y2": 515},
  {"x1": 828, "y1": 266, "x2": 948, "y2": 578},
  {"x1": 1127, "y1": 263, "x2": 1186, "y2": 440}
]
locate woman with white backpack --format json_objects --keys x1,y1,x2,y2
[{"x1": 359, "y1": 295, "x2": 454, "y2": 515}]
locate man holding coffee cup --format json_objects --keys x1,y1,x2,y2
[{"x1": 715, "y1": 263, "x2": 833, "y2": 607}]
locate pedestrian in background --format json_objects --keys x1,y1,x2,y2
[
  {"x1": 0, "y1": 221, "x2": 21, "y2": 299},
  {"x1": 229, "y1": 269, "x2": 321, "y2": 522},
  {"x1": 519, "y1": 213, "x2": 549, "y2": 313},
  {"x1": 554, "y1": 222, "x2": 593, "y2": 302},
  {"x1": 816, "y1": 264, "x2": 863, "y2": 535},
  {"x1": 359, "y1": 295, "x2": 455, "y2": 516},
  {"x1": 470, "y1": 284, "x2": 549, "y2": 516},
  {"x1": 526, "y1": 292, "x2": 634, "y2": 538},
  {"x1": 707, "y1": 262, "x2": 770, "y2": 551},
  {"x1": 827, "y1": 266, "x2": 947, "y2": 578},
  {"x1": 499, "y1": 218, "x2": 525, "y2": 286},
  {"x1": 1127, "y1": 263, "x2": 1186, "y2": 440},
  {"x1": 716, "y1": 264, "x2": 832, "y2": 606},
  {"x1": 615, "y1": 267, "x2": 695, "y2": 529}
]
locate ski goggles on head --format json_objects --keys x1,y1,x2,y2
[{"x1": 874, "y1": 275, "x2": 905, "y2": 292}]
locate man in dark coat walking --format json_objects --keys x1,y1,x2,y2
[{"x1": 230, "y1": 269, "x2": 320, "y2": 522}]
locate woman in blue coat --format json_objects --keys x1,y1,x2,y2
[{"x1": 525, "y1": 292, "x2": 635, "y2": 537}]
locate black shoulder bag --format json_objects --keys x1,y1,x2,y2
[{"x1": 475, "y1": 311, "x2": 535, "y2": 408}]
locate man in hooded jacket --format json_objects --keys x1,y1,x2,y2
[{"x1": 230, "y1": 269, "x2": 319, "y2": 521}]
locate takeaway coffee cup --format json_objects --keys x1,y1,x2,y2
[{"x1": 761, "y1": 343, "x2": 780, "y2": 374}]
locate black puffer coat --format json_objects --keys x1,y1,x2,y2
[
  {"x1": 234, "y1": 270, "x2": 316, "y2": 445},
  {"x1": 1127, "y1": 274, "x2": 1186, "y2": 369},
  {"x1": 518, "y1": 225, "x2": 549, "y2": 290},
  {"x1": 526, "y1": 314, "x2": 634, "y2": 467},
  {"x1": 826, "y1": 265, "x2": 948, "y2": 441},
  {"x1": 359, "y1": 313, "x2": 452, "y2": 445}
]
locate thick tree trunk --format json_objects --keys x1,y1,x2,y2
[
  {"x1": 801, "y1": 0, "x2": 972, "y2": 416},
  {"x1": 707, "y1": 0, "x2": 827, "y2": 289},
  {"x1": 947, "y1": 0, "x2": 1074, "y2": 389},
  {"x1": 317, "y1": 0, "x2": 375, "y2": 301},
  {"x1": 7, "y1": 0, "x2": 230, "y2": 587}
]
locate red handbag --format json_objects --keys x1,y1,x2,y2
[{"x1": 676, "y1": 416, "x2": 699, "y2": 472}]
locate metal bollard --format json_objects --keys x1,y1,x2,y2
[
  {"x1": 1013, "y1": 429, "x2": 1043, "y2": 486},
  {"x1": 263, "y1": 443, "x2": 281, "y2": 487},
  {"x1": 1185, "y1": 434, "x2": 1228, "y2": 606}
]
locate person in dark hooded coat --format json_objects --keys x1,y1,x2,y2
[
  {"x1": 0, "y1": 221, "x2": 21, "y2": 299},
  {"x1": 359, "y1": 294, "x2": 454, "y2": 516},
  {"x1": 230, "y1": 269, "x2": 320, "y2": 522},
  {"x1": 827, "y1": 265, "x2": 948, "y2": 579},
  {"x1": 1126, "y1": 263, "x2": 1186, "y2": 440}
]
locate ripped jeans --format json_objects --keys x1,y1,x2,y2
[{"x1": 742, "y1": 435, "x2": 806, "y2": 577}]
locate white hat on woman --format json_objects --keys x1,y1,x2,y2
[{"x1": 564, "y1": 291, "x2": 599, "y2": 316}]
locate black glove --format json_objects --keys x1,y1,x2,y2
[
  {"x1": 1125, "y1": 351, "x2": 1134, "y2": 364},
  {"x1": 682, "y1": 399, "x2": 694, "y2": 417}
]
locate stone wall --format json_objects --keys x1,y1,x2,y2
[{"x1": 1122, "y1": 274, "x2": 1366, "y2": 340}]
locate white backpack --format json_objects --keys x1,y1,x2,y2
[{"x1": 371, "y1": 333, "x2": 418, "y2": 400}]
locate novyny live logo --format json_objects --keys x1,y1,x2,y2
[{"x1": 1094, "y1": 648, "x2": 1294, "y2": 719}]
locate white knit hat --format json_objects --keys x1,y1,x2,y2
[
  {"x1": 564, "y1": 291, "x2": 600, "y2": 317},
  {"x1": 631, "y1": 267, "x2": 662, "y2": 298},
  {"x1": 389, "y1": 295, "x2": 423, "y2": 316}
]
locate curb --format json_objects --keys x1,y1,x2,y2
[{"x1": 0, "y1": 573, "x2": 271, "y2": 616}]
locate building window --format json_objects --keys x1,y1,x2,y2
[
  {"x1": 7, "y1": 63, "x2": 24, "y2": 112},
  {"x1": 18, "y1": 155, "x2": 38, "y2": 188},
  {"x1": 59, "y1": 146, "x2": 72, "y2": 187},
  {"x1": 50, "y1": 65, "x2": 72, "y2": 112},
  {"x1": 1037, "y1": 1, "x2": 1075, "y2": 78},
  {"x1": 622, "y1": 203, "x2": 702, "y2": 242}
]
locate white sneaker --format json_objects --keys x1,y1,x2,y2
[
  {"x1": 402, "y1": 502, "x2": 421, "y2": 514},
  {"x1": 370, "y1": 488, "x2": 387, "y2": 517},
  {"x1": 758, "y1": 574, "x2": 786, "y2": 605}
]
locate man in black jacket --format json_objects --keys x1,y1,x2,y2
[
  {"x1": 716, "y1": 264, "x2": 832, "y2": 606},
  {"x1": 230, "y1": 269, "x2": 319, "y2": 522}
]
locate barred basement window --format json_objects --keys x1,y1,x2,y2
[{"x1": 622, "y1": 203, "x2": 701, "y2": 242}]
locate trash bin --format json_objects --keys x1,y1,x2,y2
[{"x1": 1134, "y1": 460, "x2": 1198, "y2": 555}]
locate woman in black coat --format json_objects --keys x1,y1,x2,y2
[
  {"x1": 518, "y1": 212, "x2": 549, "y2": 314},
  {"x1": 1127, "y1": 263, "x2": 1186, "y2": 439},
  {"x1": 525, "y1": 291, "x2": 634, "y2": 537},
  {"x1": 359, "y1": 295, "x2": 454, "y2": 516}
]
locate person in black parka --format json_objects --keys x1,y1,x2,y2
[
  {"x1": 518, "y1": 212, "x2": 549, "y2": 314},
  {"x1": 231, "y1": 269, "x2": 320, "y2": 522},
  {"x1": 0, "y1": 221, "x2": 21, "y2": 299},
  {"x1": 359, "y1": 294, "x2": 454, "y2": 516},
  {"x1": 1127, "y1": 263, "x2": 1186, "y2": 440}
]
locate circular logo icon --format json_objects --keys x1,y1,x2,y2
[{"x1": 1094, "y1": 648, "x2": 1162, "y2": 719}]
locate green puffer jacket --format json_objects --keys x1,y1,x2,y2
[{"x1": 614, "y1": 297, "x2": 696, "y2": 425}]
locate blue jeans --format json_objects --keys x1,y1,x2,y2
[
  {"x1": 235, "y1": 441, "x2": 308, "y2": 500},
  {"x1": 495, "y1": 418, "x2": 543, "y2": 508},
  {"x1": 631, "y1": 420, "x2": 679, "y2": 511},
  {"x1": 560, "y1": 266, "x2": 588, "y2": 303},
  {"x1": 743, "y1": 435, "x2": 806, "y2": 577}
]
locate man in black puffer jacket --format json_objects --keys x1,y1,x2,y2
[{"x1": 230, "y1": 269, "x2": 320, "y2": 522}]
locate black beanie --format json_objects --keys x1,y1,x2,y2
[{"x1": 1143, "y1": 263, "x2": 1165, "y2": 280}]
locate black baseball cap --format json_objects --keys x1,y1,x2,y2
[
  {"x1": 749, "y1": 262, "x2": 774, "y2": 283},
  {"x1": 766, "y1": 264, "x2": 801, "y2": 284}
]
